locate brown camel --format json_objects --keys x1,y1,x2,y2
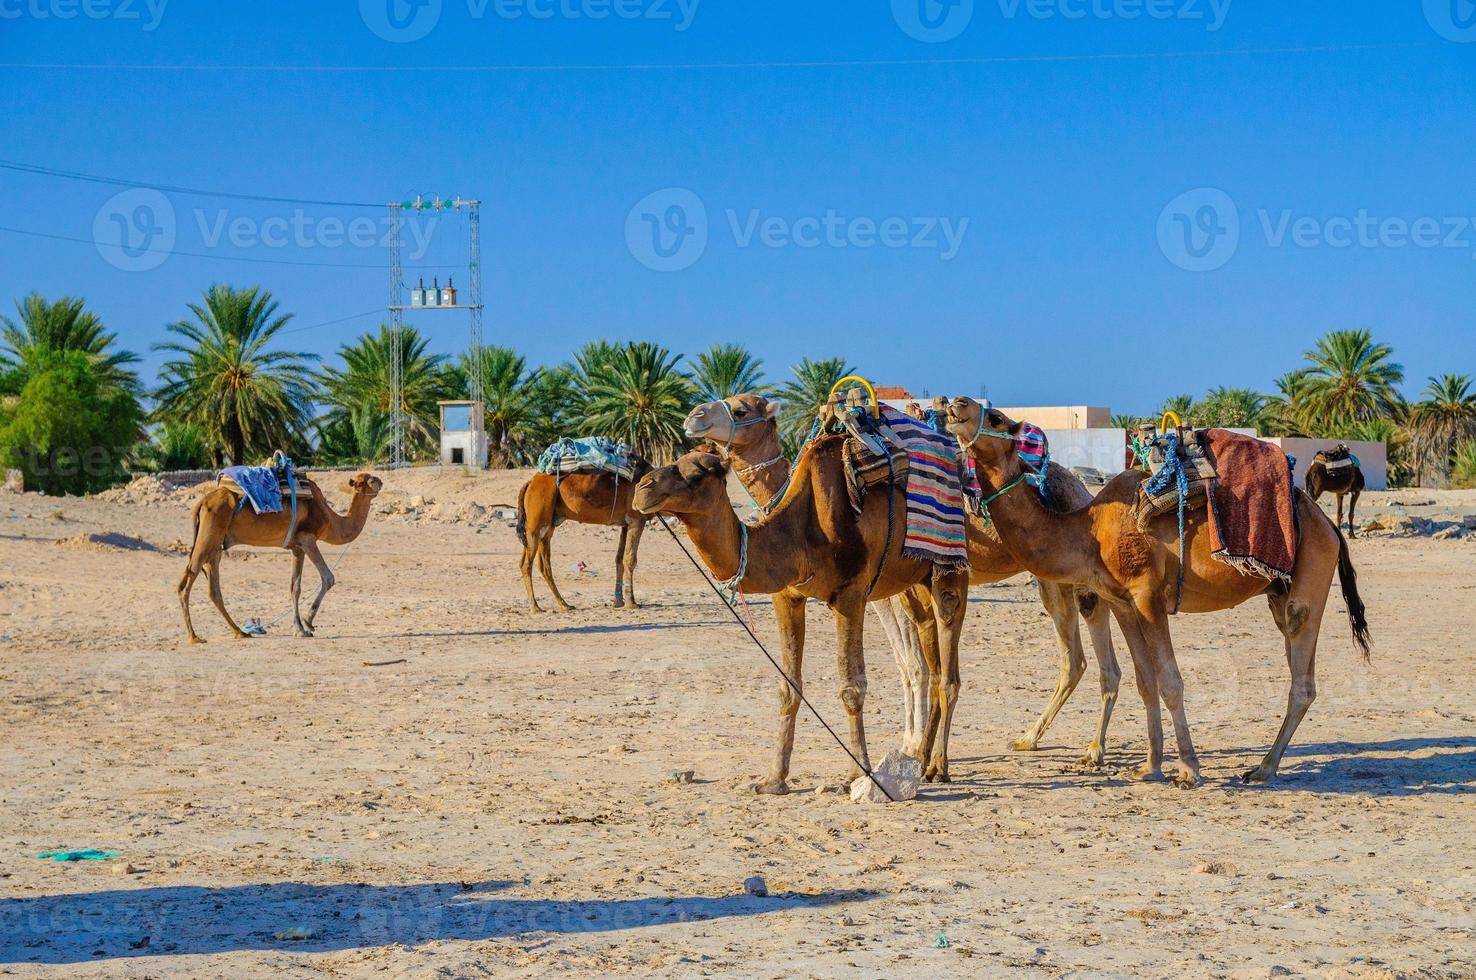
[
  {"x1": 516, "y1": 462, "x2": 652, "y2": 613},
  {"x1": 1305, "y1": 449, "x2": 1365, "y2": 537},
  {"x1": 633, "y1": 443, "x2": 971, "y2": 791},
  {"x1": 177, "y1": 473, "x2": 382, "y2": 643},
  {"x1": 946, "y1": 397, "x2": 1370, "y2": 787},
  {"x1": 685, "y1": 393, "x2": 1122, "y2": 767}
]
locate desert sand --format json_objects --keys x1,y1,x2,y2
[{"x1": 0, "y1": 469, "x2": 1473, "y2": 977}]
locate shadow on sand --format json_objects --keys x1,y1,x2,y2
[{"x1": 0, "y1": 879, "x2": 876, "y2": 964}]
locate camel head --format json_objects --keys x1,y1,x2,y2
[
  {"x1": 340, "y1": 473, "x2": 383, "y2": 497},
  {"x1": 683, "y1": 394, "x2": 778, "y2": 451},
  {"x1": 945, "y1": 396, "x2": 1021, "y2": 465},
  {"x1": 632, "y1": 451, "x2": 729, "y2": 517}
]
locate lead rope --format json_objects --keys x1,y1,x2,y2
[{"x1": 657, "y1": 517, "x2": 895, "y2": 802}]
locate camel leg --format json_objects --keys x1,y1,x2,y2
[
  {"x1": 1112, "y1": 607, "x2": 1163, "y2": 780},
  {"x1": 923, "y1": 571, "x2": 968, "y2": 784},
  {"x1": 1079, "y1": 592, "x2": 1122, "y2": 768},
  {"x1": 537, "y1": 532, "x2": 574, "y2": 612},
  {"x1": 1347, "y1": 488, "x2": 1360, "y2": 538},
  {"x1": 177, "y1": 498, "x2": 232, "y2": 644},
  {"x1": 1012, "y1": 579, "x2": 1087, "y2": 752},
  {"x1": 895, "y1": 588, "x2": 944, "y2": 764},
  {"x1": 1335, "y1": 493, "x2": 1345, "y2": 536},
  {"x1": 520, "y1": 534, "x2": 543, "y2": 613},
  {"x1": 871, "y1": 595, "x2": 930, "y2": 758},
  {"x1": 300, "y1": 536, "x2": 335, "y2": 634},
  {"x1": 754, "y1": 590, "x2": 806, "y2": 795},
  {"x1": 177, "y1": 559, "x2": 206, "y2": 644},
  {"x1": 204, "y1": 552, "x2": 249, "y2": 640},
  {"x1": 289, "y1": 547, "x2": 309, "y2": 637},
  {"x1": 611, "y1": 525, "x2": 629, "y2": 608},
  {"x1": 1138, "y1": 611, "x2": 1201, "y2": 788},
  {"x1": 622, "y1": 517, "x2": 645, "y2": 609},
  {"x1": 1242, "y1": 579, "x2": 1329, "y2": 782},
  {"x1": 830, "y1": 594, "x2": 872, "y2": 784}
]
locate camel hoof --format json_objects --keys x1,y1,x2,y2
[
  {"x1": 750, "y1": 778, "x2": 790, "y2": 796},
  {"x1": 557, "y1": 604, "x2": 575, "y2": 613},
  {"x1": 232, "y1": 631, "x2": 251, "y2": 641},
  {"x1": 1077, "y1": 748, "x2": 1105, "y2": 769},
  {"x1": 626, "y1": 600, "x2": 641, "y2": 610},
  {"x1": 1239, "y1": 765, "x2": 1273, "y2": 784},
  {"x1": 1127, "y1": 762, "x2": 1162, "y2": 782},
  {"x1": 1171, "y1": 764, "x2": 1202, "y2": 789},
  {"x1": 1010, "y1": 736, "x2": 1042, "y2": 752},
  {"x1": 188, "y1": 636, "x2": 206, "y2": 645},
  {"x1": 923, "y1": 761, "x2": 951, "y2": 783},
  {"x1": 612, "y1": 597, "x2": 625, "y2": 608}
]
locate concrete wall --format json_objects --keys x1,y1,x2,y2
[
  {"x1": 1270, "y1": 437, "x2": 1387, "y2": 491},
  {"x1": 997, "y1": 406, "x2": 1111, "y2": 430},
  {"x1": 1040, "y1": 428, "x2": 1130, "y2": 474},
  {"x1": 439, "y1": 430, "x2": 488, "y2": 468}
]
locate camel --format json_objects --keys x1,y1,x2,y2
[
  {"x1": 632, "y1": 442, "x2": 971, "y2": 792},
  {"x1": 945, "y1": 397, "x2": 1370, "y2": 787},
  {"x1": 1305, "y1": 448, "x2": 1365, "y2": 537},
  {"x1": 516, "y1": 462, "x2": 652, "y2": 613},
  {"x1": 685, "y1": 393, "x2": 1122, "y2": 767},
  {"x1": 177, "y1": 472, "x2": 382, "y2": 643}
]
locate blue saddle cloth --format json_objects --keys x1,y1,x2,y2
[
  {"x1": 219, "y1": 465, "x2": 286, "y2": 515},
  {"x1": 536, "y1": 437, "x2": 635, "y2": 479}
]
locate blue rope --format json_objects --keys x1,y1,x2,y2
[
  {"x1": 1142, "y1": 431, "x2": 1189, "y2": 613},
  {"x1": 716, "y1": 521, "x2": 749, "y2": 606}
]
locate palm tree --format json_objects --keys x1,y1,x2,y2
[
  {"x1": 316, "y1": 324, "x2": 451, "y2": 463},
  {"x1": 688, "y1": 343, "x2": 768, "y2": 401},
  {"x1": 452, "y1": 346, "x2": 570, "y2": 466},
  {"x1": 1407, "y1": 373, "x2": 1476, "y2": 486},
  {"x1": 580, "y1": 341, "x2": 695, "y2": 463},
  {"x1": 1263, "y1": 369, "x2": 1311, "y2": 436},
  {"x1": 153, "y1": 284, "x2": 318, "y2": 466},
  {"x1": 1340, "y1": 417, "x2": 1412, "y2": 488},
  {"x1": 1154, "y1": 393, "x2": 1195, "y2": 425},
  {"x1": 1451, "y1": 442, "x2": 1476, "y2": 490},
  {"x1": 1192, "y1": 387, "x2": 1273, "y2": 433},
  {"x1": 1, "y1": 293, "x2": 139, "y2": 391},
  {"x1": 1295, "y1": 328, "x2": 1404, "y2": 433},
  {"x1": 775, "y1": 356, "x2": 853, "y2": 451},
  {"x1": 1110, "y1": 413, "x2": 1148, "y2": 430}
]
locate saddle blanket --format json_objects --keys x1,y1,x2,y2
[
  {"x1": 844, "y1": 406, "x2": 969, "y2": 572},
  {"x1": 1201, "y1": 428, "x2": 1299, "y2": 583},
  {"x1": 1318, "y1": 455, "x2": 1357, "y2": 471},
  {"x1": 218, "y1": 465, "x2": 289, "y2": 515},
  {"x1": 536, "y1": 437, "x2": 637, "y2": 480}
]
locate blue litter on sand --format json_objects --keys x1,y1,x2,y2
[
  {"x1": 37, "y1": 849, "x2": 121, "y2": 862},
  {"x1": 933, "y1": 932, "x2": 951, "y2": 949}
]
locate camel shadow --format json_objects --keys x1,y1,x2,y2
[
  {"x1": 338, "y1": 621, "x2": 732, "y2": 641},
  {"x1": 0, "y1": 879, "x2": 875, "y2": 964},
  {"x1": 936, "y1": 737, "x2": 1475, "y2": 797}
]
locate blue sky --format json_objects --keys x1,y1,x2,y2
[{"x1": 2, "y1": 1, "x2": 1473, "y2": 414}]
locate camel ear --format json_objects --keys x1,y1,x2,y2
[
  {"x1": 764, "y1": 400, "x2": 778, "y2": 419},
  {"x1": 693, "y1": 453, "x2": 728, "y2": 479}
]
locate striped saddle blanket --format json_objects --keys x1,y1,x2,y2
[{"x1": 840, "y1": 405, "x2": 969, "y2": 572}]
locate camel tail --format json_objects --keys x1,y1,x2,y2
[
  {"x1": 1335, "y1": 528, "x2": 1371, "y2": 661},
  {"x1": 515, "y1": 481, "x2": 529, "y2": 548}
]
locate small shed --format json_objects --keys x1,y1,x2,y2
[{"x1": 438, "y1": 400, "x2": 488, "y2": 468}]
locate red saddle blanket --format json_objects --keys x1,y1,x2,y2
[{"x1": 1201, "y1": 429, "x2": 1299, "y2": 583}]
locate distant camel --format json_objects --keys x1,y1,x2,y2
[
  {"x1": 177, "y1": 473, "x2": 382, "y2": 643},
  {"x1": 1305, "y1": 448, "x2": 1365, "y2": 537},
  {"x1": 516, "y1": 463, "x2": 652, "y2": 613}
]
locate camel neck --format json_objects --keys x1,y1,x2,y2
[
  {"x1": 320, "y1": 489, "x2": 374, "y2": 546},
  {"x1": 677, "y1": 472, "x2": 807, "y2": 595},
  {"x1": 970, "y1": 450, "x2": 1087, "y2": 583},
  {"x1": 726, "y1": 423, "x2": 789, "y2": 507}
]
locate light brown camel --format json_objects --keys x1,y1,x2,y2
[
  {"x1": 946, "y1": 397, "x2": 1370, "y2": 787},
  {"x1": 516, "y1": 462, "x2": 652, "y2": 613},
  {"x1": 685, "y1": 393, "x2": 1122, "y2": 767},
  {"x1": 177, "y1": 473, "x2": 382, "y2": 643},
  {"x1": 1305, "y1": 449, "x2": 1365, "y2": 537},
  {"x1": 633, "y1": 443, "x2": 971, "y2": 791}
]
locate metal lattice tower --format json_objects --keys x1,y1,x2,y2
[{"x1": 385, "y1": 194, "x2": 484, "y2": 467}]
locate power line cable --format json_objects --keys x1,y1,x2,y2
[{"x1": 0, "y1": 159, "x2": 384, "y2": 209}]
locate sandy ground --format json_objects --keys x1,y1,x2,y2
[{"x1": 0, "y1": 469, "x2": 1473, "y2": 978}]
